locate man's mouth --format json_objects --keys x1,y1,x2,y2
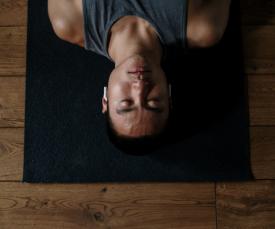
[
  {"x1": 128, "y1": 66, "x2": 150, "y2": 73},
  {"x1": 128, "y1": 70, "x2": 151, "y2": 74}
]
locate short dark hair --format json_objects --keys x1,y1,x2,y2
[{"x1": 104, "y1": 106, "x2": 170, "y2": 155}]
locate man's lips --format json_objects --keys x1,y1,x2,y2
[{"x1": 128, "y1": 70, "x2": 151, "y2": 74}]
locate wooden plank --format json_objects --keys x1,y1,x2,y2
[
  {"x1": 242, "y1": 26, "x2": 275, "y2": 59},
  {"x1": 248, "y1": 74, "x2": 275, "y2": 126},
  {"x1": 244, "y1": 59, "x2": 275, "y2": 75},
  {"x1": 250, "y1": 127, "x2": 275, "y2": 179},
  {"x1": 0, "y1": 128, "x2": 23, "y2": 180},
  {"x1": 216, "y1": 181, "x2": 275, "y2": 229},
  {"x1": 0, "y1": 27, "x2": 26, "y2": 76},
  {"x1": 0, "y1": 126, "x2": 274, "y2": 182},
  {"x1": 0, "y1": 0, "x2": 27, "y2": 26},
  {"x1": 0, "y1": 77, "x2": 25, "y2": 127},
  {"x1": 0, "y1": 182, "x2": 215, "y2": 229},
  {"x1": 241, "y1": 0, "x2": 275, "y2": 25},
  {"x1": 242, "y1": 25, "x2": 275, "y2": 74}
]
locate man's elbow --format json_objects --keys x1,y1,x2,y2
[
  {"x1": 188, "y1": 23, "x2": 225, "y2": 48},
  {"x1": 48, "y1": 3, "x2": 78, "y2": 44}
]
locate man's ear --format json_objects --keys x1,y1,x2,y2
[
  {"x1": 102, "y1": 97, "x2": 108, "y2": 114},
  {"x1": 102, "y1": 86, "x2": 108, "y2": 114}
]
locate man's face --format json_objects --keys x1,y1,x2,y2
[{"x1": 102, "y1": 55, "x2": 170, "y2": 137}]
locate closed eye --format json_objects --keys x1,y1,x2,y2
[{"x1": 116, "y1": 106, "x2": 164, "y2": 115}]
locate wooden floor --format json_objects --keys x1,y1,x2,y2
[{"x1": 0, "y1": 0, "x2": 275, "y2": 228}]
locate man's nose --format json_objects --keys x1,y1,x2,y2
[
  {"x1": 133, "y1": 78, "x2": 151, "y2": 91},
  {"x1": 133, "y1": 78, "x2": 146, "y2": 87},
  {"x1": 132, "y1": 80, "x2": 149, "y2": 104}
]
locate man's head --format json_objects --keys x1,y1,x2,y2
[{"x1": 102, "y1": 54, "x2": 171, "y2": 139}]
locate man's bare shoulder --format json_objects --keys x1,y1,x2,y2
[{"x1": 48, "y1": 0, "x2": 85, "y2": 47}]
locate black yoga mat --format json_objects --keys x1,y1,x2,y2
[{"x1": 23, "y1": 0, "x2": 255, "y2": 182}]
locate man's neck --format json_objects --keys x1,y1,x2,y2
[{"x1": 107, "y1": 16, "x2": 163, "y2": 67}]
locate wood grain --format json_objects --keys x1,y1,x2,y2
[
  {"x1": 0, "y1": 27, "x2": 26, "y2": 76},
  {"x1": 242, "y1": 25, "x2": 275, "y2": 74},
  {"x1": 248, "y1": 74, "x2": 275, "y2": 126},
  {"x1": 241, "y1": 0, "x2": 275, "y2": 25},
  {"x1": 244, "y1": 59, "x2": 275, "y2": 75},
  {"x1": 216, "y1": 181, "x2": 275, "y2": 229},
  {"x1": 250, "y1": 127, "x2": 275, "y2": 179},
  {"x1": 243, "y1": 26, "x2": 275, "y2": 59},
  {"x1": 0, "y1": 0, "x2": 27, "y2": 26},
  {"x1": 0, "y1": 77, "x2": 25, "y2": 127},
  {"x1": 0, "y1": 127, "x2": 274, "y2": 182},
  {"x1": 0, "y1": 128, "x2": 23, "y2": 180},
  {"x1": 0, "y1": 182, "x2": 215, "y2": 229}
]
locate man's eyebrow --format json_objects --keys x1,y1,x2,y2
[{"x1": 116, "y1": 107, "x2": 164, "y2": 115}]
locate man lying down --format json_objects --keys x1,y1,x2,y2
[{"x1": 48, "y1": 0, "x2": 231, "y2": 151}]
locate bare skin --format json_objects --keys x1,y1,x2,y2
[{"x1": 48, "y1": 0, "x2": 231, "y2": 137}]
